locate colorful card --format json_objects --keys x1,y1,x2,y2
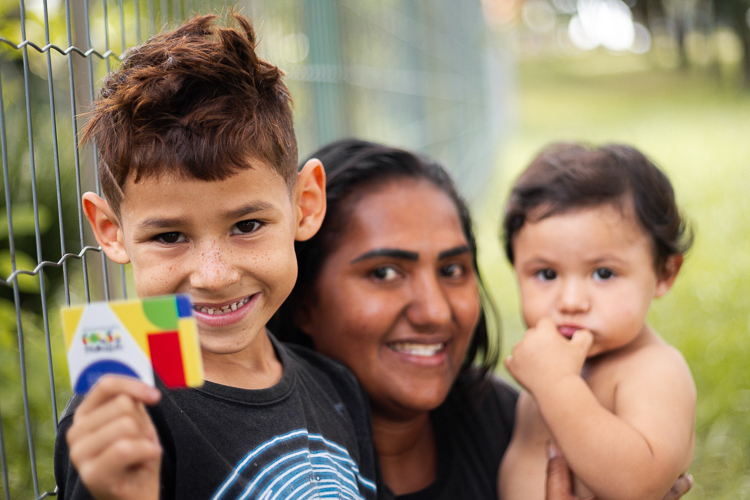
[{"x1": 62, "y1": 294, "x2": 204, "y2": 394}]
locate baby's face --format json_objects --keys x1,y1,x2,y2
[{"x1": 512, "y1": 204, "x2": 673, "y2": 357}]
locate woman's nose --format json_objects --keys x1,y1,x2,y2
[
  {"x1": 190, "y1": 243, "x2": 240, "y2": 290},
  {"x1": 406, "y1": 273, "x2": 452, "y2": 327},
  {"x1": 557, "y1": 278, "x2": 590, "y2": 314}
]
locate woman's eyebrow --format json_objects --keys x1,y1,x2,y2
[
  {"x1": 351, "y1": 248, "x2": 419, "y2": 264},
  {"x1": 438, "y1": 245, "x2": 470, "y2": 260}
]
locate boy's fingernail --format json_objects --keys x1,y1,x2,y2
[
  {"x1": 147, "y1": 387, "x2": 161, "y2": 399},
  {"x1": 546, "y1": 441, "x2": 558, "y2": 460}
]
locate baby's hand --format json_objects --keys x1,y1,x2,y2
[
  {"x1": 505, "y1": 317, "x2": 593, "y2": 398},
  {"x1": 66, "y1": 376, "x2": 163, "y2": 500}
]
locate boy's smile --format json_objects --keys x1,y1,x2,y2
[
  {"x1": 90, "y1": 162, "x2": 305, "y2": 373},
  {"x1": 512, "y1": 204, "x2": 676, "y2": 357},
  {"x1": 84, "y1": 157, "x2": 325, "y2": 386}
]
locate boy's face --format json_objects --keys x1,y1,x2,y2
[
  {"x1": 512, "y1": 204, "x2": 675, "y2": 357},
  {"x1": 88, "y1": 160, "x2": 324, "y2": 359}
]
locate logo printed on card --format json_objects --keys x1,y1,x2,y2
[{"x1": 82, "y1": 328, "x2": 123, "y2": 352}]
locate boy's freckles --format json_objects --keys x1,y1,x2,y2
[{"x1": 115, "y1": 162, "x2": 299, "y2": 365}]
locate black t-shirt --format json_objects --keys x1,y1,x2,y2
[
  {"x1": 383, "y1": 372, "x2": 518, "y2": 500},
  {"x1": 54, "y1": 334, "x2": 379, "y2": 500}
]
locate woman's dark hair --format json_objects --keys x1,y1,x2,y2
[
  {"x1": 271, "y1": 138, "x2": 500, "y2": 379},
  {"x1": 502, "y1": 142, "x2": 693, "y2": 276}
]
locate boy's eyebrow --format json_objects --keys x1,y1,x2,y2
[
  {"x1": 136, "y1": 202, "x2": 276, "y2": 230},
  {"x1": 137, "y1": 216, "x2": 190, "y2": 230},
  {"x1": 223, "y1": 202, "x2": 276, "y2": 220},
  {"x1": 351, "y1": 248, "x2": 419, "y2": 264},
  {"x1": 438, "y1": 245, "x2": 470, "y2": 260}
]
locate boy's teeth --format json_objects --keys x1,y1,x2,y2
[
  {"x1": 195, "y1": 296, "x2": 251, "y2": 315},
  {"x1": 389, "y1": 342, "x2": 445, "y2": 357}
]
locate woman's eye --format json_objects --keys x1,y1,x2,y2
[
  {"x1": 536, "y1": 269, "x2": 557, "y2": 281},
  {"x1": 441, "y1": 263, "x2": 466, "y2": 279},
  {"x1": 156, "y1": 232, "x2": 186, "y2": 244},
  {"x1": 370, "y1": 266, "x2": 400, "y2": 282},
  {"x1": 232, "y1": 220, "x2": 262, "y2": 235},
  {"x1": 594, "y1": 268, "x2": 615, "y2": 280}
]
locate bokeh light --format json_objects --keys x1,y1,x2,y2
[{"x1": 567, "y1": 0, "x2": 635, "y2": 51}]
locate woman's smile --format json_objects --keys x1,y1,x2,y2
[{"x1": 299, "y1": 178, "x2": 480, "y2": 417}]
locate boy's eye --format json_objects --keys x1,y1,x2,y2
[
  {"x1": 156, "y1": 232, "x2": 186, "y2": 244},
  {"x1": 370, "y1": 266, "x2": 401, "y2": 282},
  {"x1": 535, "y1": 269, "x2": 557, "y2": 281},
  {"x1": 231, "y1": 220, "x2": 262, "y2": 235},
  {"x1": 593, "y1": 268, "x2": 615, "y2": 281},
  {"x1": 441, "y1": 263, "x2": 466, "y2": 279}
]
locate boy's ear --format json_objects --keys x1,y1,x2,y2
[
  {"x1": 82, "y1": 192, "x2": 130, "y2": 264},
  {"x1": 294, "y1": 159, "x2": 326, "y2": 242},
  {"x1": 655, "y1": 254, "x2": 683, "y2": 297}
]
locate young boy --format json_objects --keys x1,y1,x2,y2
[
  {"x1": 498, "y1": 143, "x2": 696, "y2": 500},
  {"x1": 54, "y1": 14, "x2": 378, "y2": 500}
]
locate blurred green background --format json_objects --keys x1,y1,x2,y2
[
  {"x1": 1, "y1": 0, "x2": 749, "y2": 497},
  {"x1": 477, "y1": 52, "x2": 750, "y2": 499}
]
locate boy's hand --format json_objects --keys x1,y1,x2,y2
[
  {"x1": 66, "y1": 376, "x2": 163, "y2": 500},
  {"x1": 505, "y1": 317, "x2": 593, "y2": 398}
]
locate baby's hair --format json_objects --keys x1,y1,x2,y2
[
  {"x1": 502, "y1": 143, "x2": 693, "y2": 276},
  {"x1": 81, "y1": 13, "x2": 297, "y2": 216}
]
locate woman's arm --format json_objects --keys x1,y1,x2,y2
[{"x1": 545, "y1": 443, "x2": 694, "y2": 500}]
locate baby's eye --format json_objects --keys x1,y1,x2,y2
[
  {"x1": 231, "y1": 220, "x2": 262, "y2": 235},
  {"x1": 535, "y1": 269, "x2": 557, "y2": 281},
  {"x1": 155, "y1": 232, "x2": 186, "y2": 244},
  {"x1": 370, "y1": 266, "x2": 401, "y2": 282},
  {"x1": 593, "y1": 268, "x2": 615, "y2": 281},
  {"x1": 441, "y1": 263, "x2": 466, "y2": 279}
]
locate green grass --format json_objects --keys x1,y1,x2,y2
[{"x1": 475, "y1": 52, "x2": 750, "y2": 499}]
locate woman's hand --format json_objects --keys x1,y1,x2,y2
[{"x1": 544, "y1": 442, "x2": 694, "y2": 500}]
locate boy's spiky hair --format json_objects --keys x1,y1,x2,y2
[{"x1": 81, "y1": 13, "x2": 297, "y2": 215}]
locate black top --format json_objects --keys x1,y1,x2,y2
[
  {"x1": 383, "y1": 372, "x2": 518, "y2": 500},
  {"x1": 54, "y1": 334, "x2": 379, "y2": 500}
]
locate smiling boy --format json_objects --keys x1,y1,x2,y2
[{"x1": 54, "y1": 14, "x2": 378, "y2": 500}]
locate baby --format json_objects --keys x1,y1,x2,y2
[{"x1": 498, "y1": 143, "x2": 696, "y2": 500}]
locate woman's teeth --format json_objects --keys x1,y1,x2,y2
[
  {"x1": 194, "y1": 296, "x2": 251, "y2": 315},
  {"x1": 389, "y1": 342, "x2": 445, "y2": 357}
]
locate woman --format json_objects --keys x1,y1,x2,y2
[{"x1": 273, "y1": 138, "x2": 692, "y2": 499}]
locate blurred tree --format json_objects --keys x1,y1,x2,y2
[
  {"x1": 662, "y1": 0, "x2": 700, "y2": 67},
  {"x1": 714, "y1": 0, "x2": 750, "y2": 85}
]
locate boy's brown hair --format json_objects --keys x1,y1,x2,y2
[
  {"x1": 81, "y1": 13, "x2": 297, "y2": 216},
  {"x1": 502, "y1": 142, "x2": 693, "y2": 276}
]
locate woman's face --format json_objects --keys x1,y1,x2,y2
[{"x1": 299, "y1": 179, "x2": 481, "y2": 419}]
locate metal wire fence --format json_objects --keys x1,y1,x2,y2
[{"x1": 0, "y1": 0, "x2": 508, "y2": 496}]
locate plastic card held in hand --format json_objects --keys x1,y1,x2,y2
[{"x1": 62, "y1": 294, "x2": 204, "y2": 394}]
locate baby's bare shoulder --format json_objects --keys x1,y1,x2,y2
[
  {"x1": 619, "y1": 339, "x2": 691, "y2": 378},
  {"x1": 587, "y1": 338, "x2": 694, "y2": 406}
]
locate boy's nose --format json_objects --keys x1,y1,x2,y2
[
  {"x1": 406, "y1": 273, "x2": 452, "y2": 327},
  {"x1": 557, "y1": 279, "x2": 590, "y2": 314},
  {"x1": 190, "y1": 244, "x2": 241, "y2": 290}
]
